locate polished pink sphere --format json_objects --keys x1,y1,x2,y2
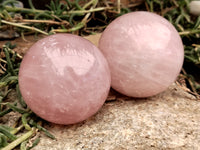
[
  {"x1": 19, "y1": 34, "x2": 111, "y2": 124},
  {"x1": 99, "y1": 11, "x2": 184, "y2": 97}
]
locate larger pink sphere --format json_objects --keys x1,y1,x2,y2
[
  {"x1": 19, "y1": 34, "x2": 111, "y2": 125},
  {"x1": 99, "y1": 11, "x2": 184, "y2": 97}
]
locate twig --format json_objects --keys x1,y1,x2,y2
[
  {"x1": 10, "y1": 125, "x2": 24, "y2": 135},
  {"x1": 179, "y1": 29, "x2": 200, "y2": 35},
  {"x1": 20, "y1": 19, "x2": 69, "y2": 25},
  {"x1": 181, "y1": 68, "x2": 199, "y2": 97},
  {"x1": 117, "y1": 0, "x2": 121, "y2": 14},
  {"x1": 127, "y1": 2, "x2": 145, "y2": 8},
  {"x1": 83, "y1": 0, "x2": 96, "y2": 9},
  {"x1": 5, "y1": 5, "x2": 113, "y2": 15},
  {"x1": 51, "y1": 22, "x2": 84, "y2": 33},
  {"x1": 176, "y1": 81, "x2": 200, "y2": 99},
  {"x1": 68, "y1": 7, "x2": 113, "y2": 14},
  {"x1": 1, "y1": 20, "x2": 49, "y2": 35},
  {"x1": 0, "y1": 58, "x2": 7, "y2": 64},
  {"x1": 5, "y1": 6, "x2": 44, "y2": 14}
]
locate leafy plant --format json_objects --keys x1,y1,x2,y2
[{"x1": 0, "y1": 43, "x2": 55, "y2": 150}]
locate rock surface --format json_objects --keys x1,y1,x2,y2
[{"x1": 34, "y1": 84, "x2": 200, "y2": 150}]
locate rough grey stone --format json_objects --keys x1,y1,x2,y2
[{"x1": 33, "y1": 84, "x2": 200, "y2": 150}]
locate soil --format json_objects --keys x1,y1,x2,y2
[{"x1": 0, "y1": 34, "x2": 47, "y2": 55}]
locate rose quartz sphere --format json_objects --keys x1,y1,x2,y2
[
  {"x1": 19, "y1": 34, "x2": 111, "y2": 125},
  {"x1": 99, "y1": 11, "x2": 184, "y2": 97}
]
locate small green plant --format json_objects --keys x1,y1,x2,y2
[{"x1": 0, "y1": 43, "x2": 55, "y2": 150}]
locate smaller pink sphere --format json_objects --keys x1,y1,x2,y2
[
  {"x1": 99, "y1": 11, "x2": 184, "y2": 97},
  {"x1": 19, "y1": 34, "x2": 111, "y2": 125}
]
